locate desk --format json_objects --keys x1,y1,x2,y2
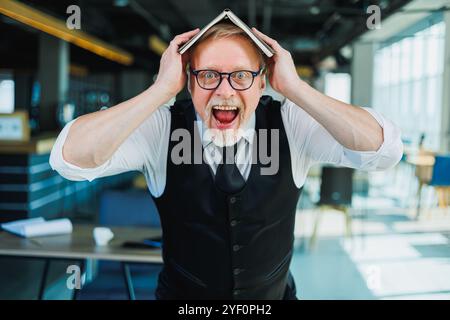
[{"x1": 0, "y1": 224, "x2": 163, "y2": 300}]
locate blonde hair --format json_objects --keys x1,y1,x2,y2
[{"x1": 190, "y1": 21, "x2": 267, "y2": 69}]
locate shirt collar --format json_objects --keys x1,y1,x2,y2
[{"x1": 195, "y1": 112, "x2": 256, "y2": 148}]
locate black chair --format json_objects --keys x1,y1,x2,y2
[{"x1": 310, "y1": 166, "x2": 354, "y2": 249}]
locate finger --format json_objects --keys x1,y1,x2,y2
[
  {"x1": 252, "y1": 27, "x2": 281, "y2": 51},
  {"x1": 179, "y1": 28, "x2": 200, "y2": 36},
  {"x1": 170, "y1": 29, "x2": 200, "y2": 49},
  {"x1": 167, "y1": 38, "x2": 192, "y2": 56},
  {"x1": 251, "y1": 27, "x2": 274, "y2": 42},
  {"x1": 173, "y1": 28, "x2": 200, "y2": 41},
  {"x1": 171, "y1": 35, "x2": 192, "y2": 46}
]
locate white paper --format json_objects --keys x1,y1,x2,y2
[
  {"x1": 1, "y1": 217, "x2": 45, "y2": 236},
  {"x1": 1, "y1": 218, "x2": 73, "y2": 238}
]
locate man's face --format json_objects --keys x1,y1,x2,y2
[{"x1": 189, "y1": 36, "x2": 266, "y2": 136}]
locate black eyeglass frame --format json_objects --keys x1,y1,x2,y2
[{"x1": 189, "y1": 67, "x2": 264, "y2": 91}]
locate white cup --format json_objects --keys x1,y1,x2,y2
[{"x1": 93, "y1": 227, "x2": 114, "y2": 246}]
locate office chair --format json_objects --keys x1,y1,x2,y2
[
  {"x1": 417, "y1": 155, "x2": 450, "y2": 219},
  {"x1": 309, "y1": 166, "x2": 354, "y2": 250},
  {"x1": 98, "y1": 189, "x2": 161, "y2": 227},
  {"x1": 80, "y1": 188, "x2": 162, "y2": 300}
]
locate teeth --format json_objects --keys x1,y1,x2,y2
[{"x1": 212, "y1": 105, "x2": 238, "y2": 111}]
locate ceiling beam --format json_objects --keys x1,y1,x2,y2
[{"x1": 0, "y1": 0, "x2": 134, "y2": 65}]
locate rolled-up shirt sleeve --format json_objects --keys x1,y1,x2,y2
[
  {"x1": 50, "y1": 118, "x2": 109, "y2": 182},
  {"x1": 338, "y1": 107, "x2": 404, "y2": 171},
  {"x1": 49, "y1": 105, "x2": 171, "y2": 187},
  {"x1": 281, "y1": 98, "x2": 403, "y2": 187}
]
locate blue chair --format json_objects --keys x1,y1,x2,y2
[
  {"x1": 80, "y1": 189, "x2": 162, "y2": 300},
  {"x1": 99, "y1": 189, "x2": 161, "y2": 227},
  {"x1": 428, "y1": 155, "x2": 450, "y2": 210},
  {"x1": 429, "y1": 155, "x2": 450, "y2": 186}
]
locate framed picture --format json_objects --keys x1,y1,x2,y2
[{"x1": 0, "y1": 111, "x2": 30, "y2": 142}]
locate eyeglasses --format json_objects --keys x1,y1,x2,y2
[{"x1": 190, "y1": 68, "x2": 263, "y2": 91}]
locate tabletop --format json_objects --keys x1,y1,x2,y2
[{"x1": 0, "y1": 224, "x2": 163, "y2": 263}]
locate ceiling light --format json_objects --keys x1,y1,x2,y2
[
  {"x1": 310, "y1": 6, "x2": 320, "y2": 15},
  {"x1": 114, "y1": 0, "x2": 129, "y2": 7}
]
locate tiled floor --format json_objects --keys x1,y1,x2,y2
[
  {"x1": 291, "y1": 204, "x2": 450, "y2": 300},
  {"x1": 78, "y1": 262, "x2": 161, "y2": 300}
]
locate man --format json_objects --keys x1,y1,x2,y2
[{"x1": 50, "y1": 22, "x2": 403, "y2": 300}]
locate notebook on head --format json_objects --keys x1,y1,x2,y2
[{"x1": 178, "y1": 8, "x2": 275, "y2": 57}]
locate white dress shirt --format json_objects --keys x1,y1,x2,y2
[{"x1": 49, "y1": 97, "x2": 403, "y2": 197}]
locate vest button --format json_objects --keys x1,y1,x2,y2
[
  {"x1": 230, "y1": 220, "x2": 237, "y2": 227},
  {"x1": 230, "y1": 197, "x2": 236, "y2": 204},
  {"x1": 233, "y1": 289, "x2": 241, "y2": 296},
  {"x1": 233, "y1": 245, "x2": 241, "y2": 252}
]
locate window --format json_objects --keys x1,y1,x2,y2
[
  {"x1": 372, "y1": 19, "x2": 445, "y2": 150},
  {"x1": 324, "y1": 73, "x2": 351, "y2": 104}
]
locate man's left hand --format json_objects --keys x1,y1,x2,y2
[{"x1": 252, "y1": 27, "x2": 301, "y2": 98}]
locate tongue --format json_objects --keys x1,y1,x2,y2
[{"x1": 213, "y1": 109, "x2": 238, "y2": 123}]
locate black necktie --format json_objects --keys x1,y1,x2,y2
[{"x1": 215, "y1": 143, "x2": 246, "y2": 194}]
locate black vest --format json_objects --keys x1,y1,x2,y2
[{"x1": 153, "y1": 95, "x2": 302, "y2": 299}]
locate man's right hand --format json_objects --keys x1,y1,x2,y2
[
  {"x1": 59, "y1": 29, "x2": 200, "y2": 170},
  {"x1": 154, "y1": 28, "x2": 200, "y2": 98}
]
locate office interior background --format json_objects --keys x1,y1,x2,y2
[{"x1": 1, "y1": 0, "x2": 450, "y2": 300}]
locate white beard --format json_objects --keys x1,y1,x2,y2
[{"x1": 204, "y1": 127, "x2": 246, "y2": 147}]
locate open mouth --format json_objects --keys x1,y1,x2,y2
[{"x1": 211, "y1": 105, "x2": 240, "y2": 129}]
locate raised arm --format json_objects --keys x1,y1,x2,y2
[
  {"x1": 61, "y1": 29, "x2": 199, "y2": 169},
  {"x1": 253, "y1": 27, "x2": 386, "y2": 153}
]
